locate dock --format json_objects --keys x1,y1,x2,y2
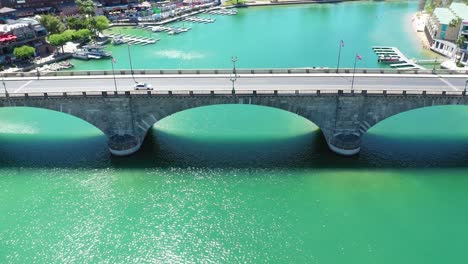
[
  {"x1": 106, "y1": 33, "x2": 159, "y2": 45},
  {"x1": 372, "y1": 46, "x2": 425, "y2": 70},
  {"x1": 206, "y1": 9, "x2": 238, "y2": 16},
  {"x1": 183, "y1": 16, "x2": 216, "y2": 23}
]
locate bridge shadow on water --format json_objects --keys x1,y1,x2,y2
[{"x1": 2, "y1": 129, "x2": 468, "y2": 169}]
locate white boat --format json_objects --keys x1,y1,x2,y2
[
  {"x1": 72, "y1": 51, "x2": 89, "y2": 60},
  {"x1": 87, "y1": 54, "x2": 102, "y2": 60},
  {"x1": 82, "y1": 45, "x2": 112, "y2": 58},
  {"x1": 152, "y1": 26, "x2": 164, "y2": 32},
  {"x1": 112, "y1": 37, "x2": 125, "y2": 45}
]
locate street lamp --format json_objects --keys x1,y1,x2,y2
[
  {"x1": 231, "y1": 56, "x2": 237, "y2": 75},
  {"x1": 464, "y1": 79, "x2": 468, "y2": 94},
  {"x1": 231, "y1": 56, "x2": 238, "y2": 93},
  {"x1": 230, "y1": 75, "x2": 237, "y2": 94},
  {"x1": 2, "y1": 75, "x2": 7, "y2": 96},
  {"x1": 127, "y1": 43, "x2": 136, "y2": 83},
  {"x1": 110, "y1": 57, "x2": 118, "y2": 92}
]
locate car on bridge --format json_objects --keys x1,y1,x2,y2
[{"x1": 134, "y1": 82, "x2": 153, "y2": 90}]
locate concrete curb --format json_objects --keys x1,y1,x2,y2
[{"x1": 3, "y1": 73, "x2": 467, "y2": 81}]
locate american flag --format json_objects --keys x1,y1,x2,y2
[
  {"x1": 356, "y1": 54, "x2": 362, "y2": 60},
  {"x1": 112, "y1": 57, "x2": 117, "y2": 63},
  {"x1": 340, "y1": 40, "x2": 344, "y2": 47}
]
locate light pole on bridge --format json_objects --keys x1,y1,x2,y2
[
  {"x1": 110, "y1": 57, "x2": 118, "y2": 92},
  {"x1": 127, "y1": 43, "x2": 136, "y2": 83},
  {"x1": 1, "y1": 74, "x2": 7, "y2": 96},
  {"x1": 231, "y1": 56, "x2": 238, "y2": 94},
  {"x1": 464, "y1": 79, "x2": 468, "y2": 94}
]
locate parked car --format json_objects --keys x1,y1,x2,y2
[{"x1": 134, "y1": 82, "x2": 153, "y2": 90}]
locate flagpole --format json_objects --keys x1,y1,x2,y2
[
  {"x1": 336, "y1": 41, "x2": 342, "y2": 73},
  {"x1": 351, "y1": 54, "x2": 357, "y2": 90},
  {"x1": 111, "y1": 57, "x2": 118, "y2": 92}
]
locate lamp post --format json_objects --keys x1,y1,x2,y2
[
  {"x1": 2, "y1": 75, "x2": 7, "y2": 96},
  {"x1": 351, "y1": 53, "x2": 361, "y2": 90},
  {"x1": 230, "y1": 75, "x2": 237, "y2": 94},
  {"x1": 110, "y1": 57, "x2": 118, "y2": 92},
  {"x1": 336, "y1": 40, "x2": 344, "y2": 73},
  {"x1": 127, "y1": 43, "x2": 136, "y2": 83},
  {"x1": 464, "y1": 79, "x2": 468, "y2": 94},
  {"x1": 231, "y1": 56, "x2": 238, "y2": 93},
  {"x1": 231, "y1": 56, "x2": 237, "y2": 75}
]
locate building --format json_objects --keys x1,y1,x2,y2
[
  {"x1": 426, "y1": 2, "x2": 468, "y2": 65},
  {"x1": 0, "y1": 18, "x2": 52, "y2": 65},
  {"x1": 0, "y1": 0, "x2": 77, "y2": 17},
  {"x1": 448, "y1": 2, "x2": 468, "y2": 65},
  {"x1": 99, "y1": 0, "x2": 138, "y2": 6}
]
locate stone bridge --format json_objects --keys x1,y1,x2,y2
[{"x1": 0, "y1": 89, "x2": 467, "y2": 156}]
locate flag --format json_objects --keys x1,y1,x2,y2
[
  {"x1": 340, "y1": 40, "x2": 344, "y2": 47},
  {"x1": 128, "y1": 43, "x2": 131, "y2": 47},
  {"x1": 356, "y1": 54, "x2": 362, "y2": 60},
  {"x1": 112, "y1": 57, "x2": 116, "y2": 63}
]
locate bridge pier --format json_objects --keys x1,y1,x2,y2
[
  {"x1": 108, "y1": 134, "x2": 143, "y2": 156},
  {"x1": 325, "y1": 132, "x2": 362, "y2": 156}
]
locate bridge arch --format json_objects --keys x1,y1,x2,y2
[
  {"x1": 134, "y1": 103, "x2": 321, "y2": 146},
  {"x1": 0, "y1": 106, "x2": 106, "y2": 136},
  {"x1": 129, "y1": 98, "x2": 332, "y2": 156},
  {"x1": 1, "y1": 92, "x2": 467, "y2": 156},
  {"x1": 358, "y1": 97, "x2": 468, "y2": 138}
]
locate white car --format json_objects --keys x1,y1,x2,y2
[{"x1": 134, "y1": 82, "x2": 153, "y2": 90}]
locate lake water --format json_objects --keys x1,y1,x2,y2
[
  {"x1": 2, "y1": 1, "x2": 467, "y2": 263},
  {"x1": 1, "y1": 104, "x2": 468, "y2": 263},
  {"x1": 70, "y1": 1, "x2": 430, "y2": 70}
]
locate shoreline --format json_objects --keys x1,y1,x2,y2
[{"x1": 235, "y1": 0, "x2": 347, "y2": 7}]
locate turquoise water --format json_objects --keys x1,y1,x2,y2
[
  {"x1": 71, "y1": 1, "x2": 428, "y2": 70},
  {"x1": 1, "y1": 105, "x2": 468, "y2": 263}
]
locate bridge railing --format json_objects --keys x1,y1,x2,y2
[
  {"x1": 1, "y1": 89, "x2": 466, "y2": 99},
  {"x1": 2, "y1": 67, "x2": 468, "y2": 78}
]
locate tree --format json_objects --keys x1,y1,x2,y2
[
  {"x1": 49, "y1": 33, "x2": 72, "y2": 53},
  {"x1": 86, "y1": 15, "x2": 110, "y2": 37},
  {"x1": 449, "y1": 17, "x2": 462, "y2": 27},
  {"x1": 62, "y1": 29, "x2": 76, "y2": 40},
  {"x1": 94, "y1": 16, "x2": 110, "y2": 34},
  {"x1": 75, "y1": 0, "x2": 95, "y2": 17},
  {"x1": 66, "y1": 16, "x2": 88, "y2": 30},
  {"x1": 13, "y1": 45, "x2": 35, "y2": 61},
  {"x1": 73, "y1": 29, "x2": 91, "y2": 42},
  {"x1": 39, "y1": 14, "x2": 65, "y2": 34},
  {"x1": 456, "y1": 35, "x2": 466, "y2": 48}
]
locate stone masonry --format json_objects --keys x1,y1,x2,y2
[{"x1": 1, "y1": 91, "x2": 467, "y2": 156}]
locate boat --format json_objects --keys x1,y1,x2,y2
[
  {"x1": 72, "y1": 50, "x2": 89, "y2": 60},
  {"x1": 59, "y1": 61, "x2": 74, "y2": 69},
  {"x1": 151, "y1": 26, "x2": 164, "y2": 32},
  {"x1": 82, "y1": 45, "x2": 112, "y2": 58},
  {"x1": 112, "y1": 37, "x2": 125, "y2": 45},
  {"x1": 87, "y1": 54, "x2": 102, "y2": 60},
  {"x1": 378, "y1": 56, "x2": 401, "y2": 63}
]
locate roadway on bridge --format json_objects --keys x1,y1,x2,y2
[{"x1": 2, "y1": 75, "x2": 467, "y2": 94}]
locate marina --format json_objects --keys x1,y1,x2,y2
[
  {"x1": 106, "y1": 33, "x2": 159, "y2": 45},
  {"x1": 373, "y1": 46, "x2": 425, "y2": 70},
  {"x1": 72, "y1": 45, "x2": 112, "y2": 60},
  {"x1": 70, "y1": 2, "x2": 430, "y2": 71},
  {"x1": 183, "y1": 16, "x2": 216, "y2": 24},
  {"x1": 207, "y1": 8, "x2": 238, "y2": 16}
]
